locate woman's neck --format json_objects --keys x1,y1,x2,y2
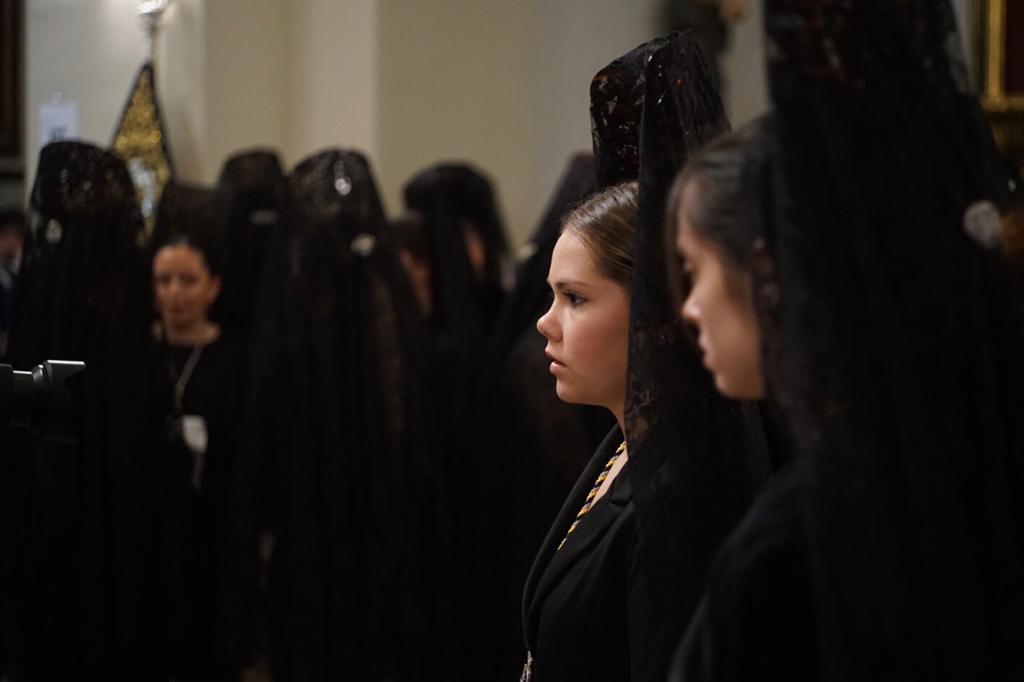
[
  {"x1": 164, "y1": 319, "x2": 219, "y2": 347},
  {"x1": 611, "y1": 403, "x2": 628, "y2": 457}
]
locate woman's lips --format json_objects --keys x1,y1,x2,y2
[{"x1": 545, "y1": 350, "x2": 566, "y2": 375}]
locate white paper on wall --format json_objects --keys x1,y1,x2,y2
[{"x1": 39, "y1": 96, "x2": 79, "y2": 148}]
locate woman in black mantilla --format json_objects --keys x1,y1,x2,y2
[
  {"x1": 238, "y1": 148, "x2": 449, "y2": 681},
  {"x1": 401, "y1": 162, "x2": 511, "y2": 344},
  {"x1": 4, "y1": 141, "x2": 169, "y2": 680},
  {"x1": 522, "y1": 34, "x2": 772, "y2": 682},
  {"x1": 669, "y1": 2, "x2": 1024, "y2": 679},
  {"x1": 667, "y1": 120, "x2": 815, "y2": 681},
  {"x1": 398, "y1": 162, "x2": 516, "y2": 679},
  {"x1": 214, "y1": 149, "x2": 287, "y2": 337},
  {"x1": 150, "y1": 183, "x2": 249, "y2": 680}
]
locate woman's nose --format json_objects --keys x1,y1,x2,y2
[{"x1": 537, "y1": 304, "x2": 557, "y2": 340}]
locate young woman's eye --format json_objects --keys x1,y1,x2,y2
[{"x1": 566, "y1": 292, "x2": 585, "y2": 307}]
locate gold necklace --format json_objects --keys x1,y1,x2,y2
[{"x1": 557, "y1": 441, "x2": 626, "y2": 551}]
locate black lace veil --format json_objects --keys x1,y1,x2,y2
[
  {"x1": 402, "y1": 162, "x2": 510, "y2": 341},
  {"x1": 12, "y1": 142, "x2": 148, "y2": 366},
  {"x1": 238, "y1": 148, "x2": 446, "y2": 680},
  {"x1": 592, "y1": 32, "x2": 773, "y2": 681},
  {"x1": 755, "y1": 1, "x2": 1024, "y2": 677},
  {"x1": 5, "y1": 141, "x2": 169, "y2": 678},
  {"x1": 148, "y1": 180, "x2": 222, "y2": 263},
  {"x1": 214, "y1": 149, "x2": 287, "y2": 335}
]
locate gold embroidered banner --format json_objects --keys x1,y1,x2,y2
[{"x1": 111, "y1": 62, "x2": 173, "y2": 238}]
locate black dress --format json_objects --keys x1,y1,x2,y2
[
  {"x1": 669, "y1": 468, "x2": 818, "y2": 682},
  {"x1": 164, "y1": 333, "x2": 245, "y2": 495},
  {"x1": 522, "y1": 427, "x2": 634, "y2": 682},
  {"x1": 162, "y1": 331, "x2": 248, "y2": 680}
]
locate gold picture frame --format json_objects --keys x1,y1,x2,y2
[{"x1": 976, "y1": 0, "x2": 1024, "y2": 160}]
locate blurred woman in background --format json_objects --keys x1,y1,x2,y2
[{"x1": 151, "y1": 187, "x2": 248, "y2": 681}]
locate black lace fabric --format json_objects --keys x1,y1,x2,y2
[
  {"x1": 758, "y1": 1, "x2": 1024, "y2": 677},
  {"x1": 237, "y1": 148, "x2": 448, "y2": 680},
  {"x1": 592, "y1": 32, "x2": 773, "y2": 682},
  {"x1": 4, "y1": 141, "x2": 171, "y2": 679},
  {"x1": 397, "y1": 162, "x2": 517, "y2": 679},
  {"x1": 403, "y1": 162, "x2": 511, "y2": 343},
  {"x1": 591, "y1": 52, "x2": 648, "y2": 189},
  {"x1": 149, "y1": 180, "x2": 221, "y2": 252},
  {"x1": 12, "y1": 142, "x2": 148, "y2": 366},
  {"x1": 215, "y1": 149, "x2": 288, "y2": 336}
]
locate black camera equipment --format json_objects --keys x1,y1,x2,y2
[{"x1": 0, "y1": 360, "x2": 86, "y2": 444}]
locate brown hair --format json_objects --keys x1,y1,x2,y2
[
  {"x1": 666, "y1": 118, "x2": 764, "y2": 272},
  {"x1": 561, "y1": 181, "x2": 638, "y2": 289},
  {"x1": 661, "y1": 119, "x2": 765, "y2": 311}
]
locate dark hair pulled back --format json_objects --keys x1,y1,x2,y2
[{"x1": 668, "y1": 118, "x2": 765, "y2": 272}]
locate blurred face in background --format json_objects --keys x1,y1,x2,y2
[
  {"x1": 0, "y1": 224, "x2": 24, "y2": 268},
  {"x1": 462, "y1": 221, "x2": 487, "y2": 282},
  {"x1": 153, "y1": 244, "x2": 221, "y2": 333},
  {"x1": 393, "y1": 212, "x2": 435, "y2": 318},
  {"x1": 398, "y1": 248, "x2": 433, "y2": 317}
]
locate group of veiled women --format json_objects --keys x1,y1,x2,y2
[{"x1": 3, "y1": 2, "x2": 1024, "y2": 681}]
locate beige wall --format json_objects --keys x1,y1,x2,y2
[
  {"x1": 203, "y1": 0, "x2": 288, "y2": 180},
  {"x1": 25, "y1": 0, "x2": 379, "y2": 189},
  {"x1": 285, "y1": 0, "x2": 378, "y2": 169},
  {"x1": 720, "y1": 1, "x2": 768, "y2": 127},
  {"x1": 158, "y1": 0, "x2": 207, "y2": 182},
  {"x1": 525, "y1": 0, "x2": 660, "y2": 243},
  {"x1": 377, "y1": 0, "x2": 669, "y2": 243},
  {"x1": 377, "y1": 0, "x2": 531, "y2": 227}
]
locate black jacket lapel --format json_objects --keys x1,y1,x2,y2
[{"x1": 521, "y1": 426, "x2": 624, "y2": 648}]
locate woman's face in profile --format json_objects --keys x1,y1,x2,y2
[
  {"x1": 676, "y1": 182, "x2": 764, "y2": 400},
  {"x1": 537, "y1": 231, "x2": 630, "y2": 413}
]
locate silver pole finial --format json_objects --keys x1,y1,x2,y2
[{"x1": 137, "y1": 0, "x2": 171, "y2": 62}]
